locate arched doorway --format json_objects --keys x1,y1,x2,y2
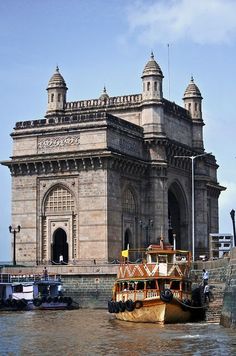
[
  {"x1": 168, "y1": 191, "x2": 181, "y2": 246},
  {"x1": 168, "y1": 182, "x2": 188, "y2": 250},
  {"x1": 124, "y1": 228, "x2": 132, "y2": 249},
  {"x1": 52, "y1": 228, "x2": 68, "y2": 264}
]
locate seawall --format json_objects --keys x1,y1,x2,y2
[
  {"x1": 1, "y1": 263, "x2": 118, "y2": 308},
  {"x1": 220, "y1": 248, "x2": 236, "y2": 328}
]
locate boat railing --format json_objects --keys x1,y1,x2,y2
[
  {"x1": 0, "y1": 273, "x2": 62, "y2": 283},
  {"x1": 116, "y1": 288, "x2": 190, "y2": 302}
]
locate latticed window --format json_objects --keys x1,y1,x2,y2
[
  {"x1": 45, "y1": 186, "x2": 74, "y2": 213},
  {"x1": 122, "y1": 189, "x2": 136, "y2": 214}
]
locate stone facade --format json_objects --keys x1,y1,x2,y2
[{"x1": 2, "y1": 54, "x2": 224, "y2": 265}]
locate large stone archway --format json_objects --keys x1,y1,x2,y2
[
  {"x1": 168, "y1": 181, "x2": 189, "y2": 250},
  {"x1": 41, "y1": 184, "x2": 77, "y2": 264}
]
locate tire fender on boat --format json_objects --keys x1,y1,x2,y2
[
  {"x1": 33, "y1": 298, "x2": 42, "y2": 307},
  {"x1": 108, "y1": 300, "x2": 114, "y2": 313},
  {"x1": 118, "y1": 301, "x2": 126, "y2": 312},
  {"x1": 160, "y1": 289, "x2": 173, "y2": 303},
  {"x1": 125, "y1": 299, "x2": 135, "y2": 312}
]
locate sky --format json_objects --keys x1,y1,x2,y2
[{"x1": 0, "y1": 0, "x2": 235, "y2": 261}]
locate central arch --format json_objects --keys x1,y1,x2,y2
[
  {"x1": 52, "y1": 228, "x2": 68, "y2": 264},
  {"x1": 168, "y1": 181, "x2": 189, "y2": 250}
]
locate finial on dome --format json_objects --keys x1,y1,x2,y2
[
  {"x1": 151, "y1": 51, "x2": 154, "y2": 59},
  {"x1": 191, "y1": 75, "x2": 194, "y2": 82},
  {"x1": 56, "y1": 65, "x2": 59, "y2": 72},
  {"x1": 99, "y1": 85, "x2": 109, "y2": 101}
]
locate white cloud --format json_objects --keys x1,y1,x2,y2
[{"x1": 126, "y1": 0, "x2": 236, "y2": 45}]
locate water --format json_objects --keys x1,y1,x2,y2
[{"x1": 0, "y1": 309, "x2": 235, "y2": 356}]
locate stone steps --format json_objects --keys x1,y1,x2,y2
[{"x1": 205, "y1": 283, "x2": 225, "y2": 323}]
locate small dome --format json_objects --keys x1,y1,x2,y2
[
  {"x1": 183, "y1": 76, "x2": 202, "y2": 99},
  {"x1": 47, "y1": 66, "x2": 67, "y2": 89},
  {"x1": 99, "y1": 86, "x2": 109, "y2": 101},
  {"x1": 142, "y1": 52, "x2": 163, "y2": 78}
]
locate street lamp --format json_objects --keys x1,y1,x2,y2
[
  {"x1": 230, "y1": 209, "x2": 236, "y2": 247},
  {"x1": 174, "y1": 152, "x2": 212, "y2": 261},
  {"x1": 9, "y1": 225, "x2": 21, "y2": 266},
  {"x1": 140, "y1": 219, "x2": 153, "y2": 247}
]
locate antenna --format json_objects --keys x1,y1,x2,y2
[{"x1": 167, "y1": 44, "x2": 171, "y2": 100}]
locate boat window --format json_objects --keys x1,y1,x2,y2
[
  {"x1": 13, "y1": 284, "x2": 23, "y2": 293},
  {"x1": 136, "y1": 281, "x2": 144, "y2": 290},
  {"x1": 122, "y1": 282, "x2": 128, "y2": 291},
  {"x1": 146, "y1": 280, "x2": 156, "y2": 289},
  {"x1": 129, "y1": 283, "x2": 134, "y2": 290},
  {"x1": 182, "y1": 282, "x2": 190, "y2": 292},
  {"x1": 151, "y1": 255, "x2": 158, "y2": 263},
  {"x1": 158, "y1": 255, "x2": 167, "y2": 263},
  {"x1": 170, "y1": 281, "x2": 180, "y2": 290}
]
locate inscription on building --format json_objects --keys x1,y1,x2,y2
[{"x1": 38, "y1": 135, "x2": 80, "y2": 152}]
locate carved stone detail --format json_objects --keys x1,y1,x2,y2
[{"x1": 38, "y1": 135, "x2": 80, "y2": 152}]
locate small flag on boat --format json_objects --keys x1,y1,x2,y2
[{"x1": 121, "y1": 249, "x2": 129, "y2": 258}]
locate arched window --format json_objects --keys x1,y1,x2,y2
[
  {"x1": 195, "y1": 102, "x2": 198, "y2": 111},
  {"x1": 51, "y1": 93, "x2": 54, "y2": 103},
  {"x1": 45, "y1": 186, "x2": 74, "y2": 213},
  {"x1": 154, "y1": 81, "x2": 157, "y2": 91},
  {"x1": 147, "y1": 82, "x2": 150, "y2": 91},
  {"x1": 188, "y1": 103, "x2": 191, "y2": 111},
  {"x1": 122, "y1": 189, "x2": 136, "y2": 214},
  {"x1": 58, "y1": 93, "x2": 61, "y2": 102}
]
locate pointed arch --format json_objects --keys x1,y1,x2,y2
[
  {"x1": 122, "y1": 186, "x2": 137, "y2": 214},
  {"x1": 42, "y1": 184, "x2": 75, "y2": 215},
  {"x1": 40, "y1": 184, "x2": 77, "y2": 264},
  {"x1": 168, "y1": 180, "x2": 189, "y2": 250},
  {"x1": 52, "y1": 228, "x2": 68, "y2": 263},
  {"x1": 122, "y1": 186, "x2": 138, "y2": 250}
]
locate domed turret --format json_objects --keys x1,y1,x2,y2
[
  {"x1": 183, "y1": 76, "x2": 202, "y2": 119},
  {"x1": 99, "y1": 86, "x2": 109, "y2": 103},
  {"x1": 142, "y1": 52, "x2": 164, "y2": 101},
  {"x1": 46, "y1": 66, "x2": 67, "y2": 116}
]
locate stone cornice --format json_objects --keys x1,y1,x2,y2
[{"x1": 13, "y1": 112, "x2": 143, "y2": 137}]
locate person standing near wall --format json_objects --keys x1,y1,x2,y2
[{"x1": 202, "y1": 269, "x2": 209, "y2": 286}]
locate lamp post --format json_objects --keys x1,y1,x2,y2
[
  {"x1": 140, "y1": 219, "x2": 153, "y2": 247},
  {"x1": 9, "y1": 225, "x2": 21, "y2": 266},
  {"x1": 230, "y1": 209, "x2": 236, "y2": 247},
  {"x1": 174, "y1": 152, "x2": 211, "y2": 261}
]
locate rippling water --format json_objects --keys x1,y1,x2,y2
[{"x1": 0, "y1": 309, "x2": 235, "y2": 355}]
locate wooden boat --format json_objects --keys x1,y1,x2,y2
[{"x1": 108, "y1": 240, "x2": 206, "y2": 324}]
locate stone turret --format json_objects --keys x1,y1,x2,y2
[
  {"x1": 141, "y1": 53, "x2": 165, "y2": 138},
  {"x1": 142, "y1": 52, "x2": 164, "y2": 102},
  {"x1": 99, "y1": 86, "x2": 109, "y2": 104},
  {"x1": 183, "y1": 76, "x2": 202, "y2": 120},
  {"x1": 46, "y1": 66, "x2": 67, "y2": 117},
  {"x1": 183, "y1": 77, "x2": 204, "y2": 149}
]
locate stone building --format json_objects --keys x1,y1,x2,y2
[{"x1": 2, "y1": 53, "x2": 224, "y2": 265}]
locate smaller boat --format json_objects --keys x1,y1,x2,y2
[
  {"x1": 28, "y1": 276, "x2": 74, "y2": 310},
  {"x1": 0, "y1": 273, "x2": 75, "y2": 311},
  {"x1": 0, "y1": 274, "x2": 29, "y2": 311},
  {"x1": 108, "y1": 239, "x2": 206, "y2": 324}
]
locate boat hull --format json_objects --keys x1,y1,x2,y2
[{"x1": 114, "y1": 299, "x2": 197, "y2": 324}]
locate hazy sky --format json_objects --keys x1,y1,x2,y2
[{"x1": 0, "y1": 0, "x2": 235, "y2": 261}]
